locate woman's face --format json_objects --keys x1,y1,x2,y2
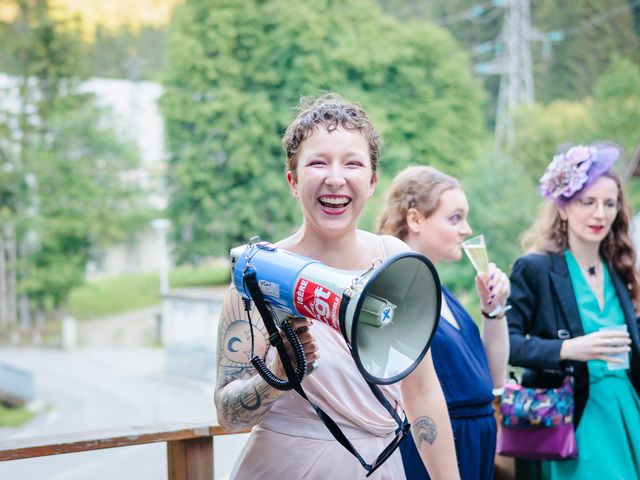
[
  {"x1": 287, "y1": 127, "x2": 376, "y2": 236},
  {"x1": 408, "y1": 187, "x2": 472, "y2": 263},
  {"x1": 563, "y1": 175, "x2": 619, "y2": 247}
]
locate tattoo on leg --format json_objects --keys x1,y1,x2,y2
[{"x1": 413, "y1": 416, "x2": 437, "y2": 448}]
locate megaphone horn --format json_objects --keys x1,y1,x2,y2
[{"x1": 231, "y1": 238, "x2": 441, "y2": 385}]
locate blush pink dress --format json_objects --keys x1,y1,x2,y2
[
  {"x1": 230, "y1": 322, "x2": 406, "y2": 479},
  {"x1": 230, "y1": 239, "x2": 406, "y2": 479}
]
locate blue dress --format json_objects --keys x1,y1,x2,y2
[{"x1": 400, "y1": 287, "x2": 497, "y2": 480}]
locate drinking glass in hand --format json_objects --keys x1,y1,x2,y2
[
  {"x1": 600, "y1": 325, "x2": 630, "y2": 371},
  {"x1": 462, "y1": 234, "x2": 511, "y2": 318}
]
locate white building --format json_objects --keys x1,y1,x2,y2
[
  {"x1": 0, "y1": 73, "x2": 171, "y2": 278},
  {"x1": 80, "y1": 77, "x2": 171, "y2": 277}
]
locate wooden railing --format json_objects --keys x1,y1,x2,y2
[
  {"x1": 1, "y1": 412, "x2": 515, "y2": 479},
  {"x1": 0, "y1": 423, "x2": 247, "y2": 480}
]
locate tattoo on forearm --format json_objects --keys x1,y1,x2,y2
[
  {"x1": 218, "y1": 376, "x2": 275, "y2": 427},
  {"x1": 214, "y1": 290, "x2": 281, "y2": 430},
  {"x1": 239, "y1": 384, "x2": 262, "y2": 411},
  {"x1": 413, "y1": 416, "x2": 438, "y2": 448}
]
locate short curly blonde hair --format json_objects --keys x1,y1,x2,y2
[{"x1": 282, "y1": 94, "x2": 381, "y2": 181}]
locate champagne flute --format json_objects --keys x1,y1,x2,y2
[{"x1": 462, "y1": 235, "x2": 511, "y2": 317}]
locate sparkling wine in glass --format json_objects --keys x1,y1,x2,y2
[
  {"x1": 462, "y1": 235, "x2": 489, "y2": 274},
  {"x1": 462, "y1": 234, "x2": 511, "y2": 317}
]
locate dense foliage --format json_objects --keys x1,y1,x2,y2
[
  {"x1": 161, "y1": 0, "x2": 488, "y2": 262},
  {"x1": 0, "y1": 0, "x2": 138, "y2": 313},
  {"x1": 533, "y1": 0, "x2": 639, "y2": 102},
  {"x1": 379, "y1": 0, "x2": 640, "y2": 118},
  {"x1": 3, "y1": 0, "x2": 640, "y2": 319},
  {"x1": 509, "y1": 55, "x2": 640, "y2": 207}
]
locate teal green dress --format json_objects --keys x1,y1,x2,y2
[{"x1": 544, "y1": 251, "x2": 640, "y2": 479}]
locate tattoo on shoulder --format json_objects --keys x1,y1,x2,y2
[{"x1": 413, "y1": 416, "x2": 437, "y2": 448}]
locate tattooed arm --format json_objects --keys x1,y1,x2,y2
[
  {"x1": 401, "y1": 351, "x2": 460, "y2": 480},
  {"x1": 214, "y1": 287, "x2": 318, "y2": 432}
]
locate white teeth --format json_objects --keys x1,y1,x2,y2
[{"x1": 319, "y1": 196, "x2": 350, "y2": 205}]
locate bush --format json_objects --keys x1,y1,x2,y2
[{"x1": 66, "y1": 263, "x2": 230, "y2": 319}]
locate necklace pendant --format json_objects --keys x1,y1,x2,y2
[{"x1": 587, "y1": 266, "x2": 597, "y2": 276}]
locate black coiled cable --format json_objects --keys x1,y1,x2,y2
[
  {"x1": 250, "y1": 321, "x2": 307, "y2": 390},
  {"x1": 243, "y1": 298, "x2": 307, "y2": 391}
]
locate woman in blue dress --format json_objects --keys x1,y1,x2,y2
[
  {"x1": 508, "y1": 142, "x2": 640, "y2": 479},
  {"x1": 378, "y1": 165, "x2": 511, "y2": 479}
]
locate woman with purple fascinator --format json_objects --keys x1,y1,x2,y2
[{"x1": 507, "y1": 141, "x2": 640, "y2": 479}]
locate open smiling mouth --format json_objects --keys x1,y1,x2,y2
[{"x1": 318, "y1": 196, "x2": 352, "y2": 210}]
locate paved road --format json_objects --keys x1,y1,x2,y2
[{"x1": 0, "y1": 347, "x2": 249, "y2": 480}]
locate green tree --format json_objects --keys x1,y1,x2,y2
[
  {"x1": 162, "y1": 0, "x2": 487, "y2": 262},
  {"x1": 507, "y1": 55, "x2": 640, "y2": 206},
  {"x1": 508, "y1": 100, "x2": 594, "y2": 184},
  {"x1": 534, "y1": 0, "x2": 640, "y2": 102},
  {"x1": 418, "y1": 145, "x2": 540, "y2": 303},
  {"x1": 632, "y1": 0, "x2": 640, "y2": 36},
  {"x1": 589, "y1": 55, "x2": 640, "y2": 206},
  {"x1": 589, "y1": 55, "x2": 640, "y2": 153},
  {"x1": 88, "y1": 25, "x2": 166, "y2": 81},
  {"x1": 378, "y1": 1, "x2": 640, "y2": 121},
  {"x1": 0, "y1": 0, "x2": 138, "y2": 316}
]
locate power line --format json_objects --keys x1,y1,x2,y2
[
  {"x1": 474, "y1": 0, "x2": 640, "y2": 149},
  {"x1": 390, "y1": 1, "x2": 500, "y2": 26},
  {"x1": 433, "y1": 2, "x2": 495, "y2": 26},
  {"x1": 468, "y1": 6, "x2": 504, "y2": 25},
  {"x1": 470, "y1": 0, "x2": 640, "y2": 58},
  {"x1": 561, "y1": 0, "x2": 640, "y2": 38}
]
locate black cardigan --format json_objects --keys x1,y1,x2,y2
[{"x1": 507, "y1": 252, "x2": 640, "y2": 427}]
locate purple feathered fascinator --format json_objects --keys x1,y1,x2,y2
[{"x1": 539, "y1": 142, "x2": 622, "y2": 203}]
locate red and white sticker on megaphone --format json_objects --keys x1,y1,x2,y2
[{"x1": 294, "y1": 278, "x2": 342, "y2": 330}]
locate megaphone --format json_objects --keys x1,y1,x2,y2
[{"x1": 231, "y1": 238, "x2": 441, "y2": 385}]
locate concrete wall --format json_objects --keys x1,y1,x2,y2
[{"x1": 161, "y1": 288, "x2": 225, "y2": 382}]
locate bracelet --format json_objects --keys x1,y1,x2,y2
[{"x1": 481, "y1": 309, "x2": 506, "y2": 320}]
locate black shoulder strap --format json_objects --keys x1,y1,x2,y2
[{"x1": 243, "y1": 270, "x2": 408, "y2": 474}]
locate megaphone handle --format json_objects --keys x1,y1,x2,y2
[
  {"x1": 244, "y1": 270, "x2": 306, "y2": 391},
  {"x1": 249, "y1": 321, "x2": 307, "y2": 391}
]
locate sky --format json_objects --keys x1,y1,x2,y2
[{"x1": 0, "y1": 0, "x2": 180, "y2": 39}]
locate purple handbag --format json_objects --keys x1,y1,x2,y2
[{"x1": 496, "y1": 376, "x2": 578, "y2": 460}]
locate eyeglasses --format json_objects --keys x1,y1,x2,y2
[{"x1": 575, "y1": 198, "x2": 619, "y2": 215}]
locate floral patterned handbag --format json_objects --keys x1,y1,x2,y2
[{"x1": 496, "y1": 376, "x2": 578, "y2": 460}]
